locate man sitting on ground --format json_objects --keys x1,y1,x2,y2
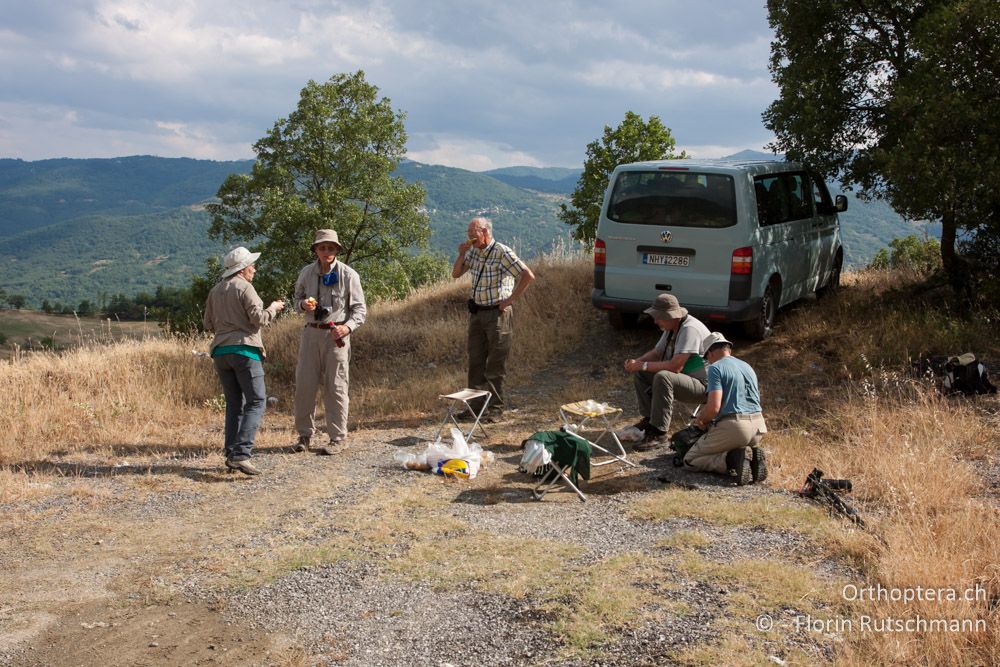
[
  {"x1": 620, "y1": 294, "x2": 711, "y2": 451},
  {"x1": 683, "y1": 332, "x2": 768, "y2": 485}
]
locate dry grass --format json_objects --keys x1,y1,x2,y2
[{"x1": 0, "y1": 339, "x2": 218, "y2": 466}]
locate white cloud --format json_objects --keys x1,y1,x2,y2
[
  {"x1": 0, "y1": 102, "x2": 252, "y2": 160},
  {"x1": 577, "y1": 60, "x2": 740, "y2": 92},
  {"x1": 408, "y1": 136, "x2": 544, "y2": 171}
]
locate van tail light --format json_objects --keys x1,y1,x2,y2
[
  {"x1": 731, "y1": 247, "x2": 752, "y2": 275},
  {"x1": 594, "y1": 238, "x2": 606, "y2": 266}
]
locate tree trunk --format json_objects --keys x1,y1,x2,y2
[{"x1": 940, "y1": 210, "x2": 971, "y2": 301}]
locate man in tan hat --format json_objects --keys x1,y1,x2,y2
[
  {"x1": 452, "y1": 216, "x2": 535, "y2": 421},
  {"x1": 291, "y1": 229, "x2": 367, "y2": 455},
  {"x1": 683, "y1": 332, "x2": 767, "y2": 485},
  {"x1": 620, "y1": 293, "x2": 711, "y2": 451}
]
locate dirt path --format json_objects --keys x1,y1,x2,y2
[{"x1": 1, "y1": 323, "x2": 854, "y2": 666}]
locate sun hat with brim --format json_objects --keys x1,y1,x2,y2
[
  {"x1": 222, "y1": 246, "x2": 261, "y2": 278},
  {"x1": 643, "y1": 293, "x2": 688, "y2": 320},
  {"x1": 700, "y1": 331, "x2": 734, "y2": 357},
  {"x1": 311, "y1": 228, "x2": 343, "y2": 251}
]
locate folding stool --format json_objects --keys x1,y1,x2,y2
[
  {"x1": 559, "y1": 400, "x2": 637, "y2": 469},
  {"x1": 528, "y1": 429, "x2": 593, "y2": 503},
  {"x1": 435, "y1": 388, "x2": 491, "y2": 441}
]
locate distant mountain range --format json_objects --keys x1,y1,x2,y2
[{"x1": 0, "y1": 153, "x2": 933, "y2": 307}]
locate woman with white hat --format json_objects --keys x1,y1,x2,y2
[{"x1": 203, "y1": 246, "x2": 285, "y2": 475}]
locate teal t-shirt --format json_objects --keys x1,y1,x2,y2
[
  {"x1": 211, "y1": 344, "x2": 263, "y2": 361},
  {"x1": 706, "y1": 356, "x2": 761, "y2": 415}
]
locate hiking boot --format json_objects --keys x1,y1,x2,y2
[
  {"x1": 225, "y1": 458, "x2": 261, "y2": 476},
  {"x1": 292, "y1": 435, "x2": 311, "y2": 453},
  {"x1": 750, "y1": 446, "x2": 768, "y2": 484},
  {"x1": 726, "y1": 447, "x2": 752, "y2": 486},
  {"x1": 634, "y1": 427, "x2": 668, "y2": 452},
  {"x1": 315, "y1": 438, "x2": 344, "y2": 456}
]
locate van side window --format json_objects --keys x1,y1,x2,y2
[
  {"x1": 754, "y1": 173, "x2": 811, "y2": 225},
  {"x1": 811, "y1": 174, "x2": 835, "y2": 214}
]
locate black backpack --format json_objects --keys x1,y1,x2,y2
[
  {"x1": 944, "y1": 353, "x2": 998, "y2": 396},
  {"x1": 669, "y1": 424, "x2": 706, "y2": 467}
]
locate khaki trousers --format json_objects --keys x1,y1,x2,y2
[
  {"x1": 684, "y1": 413, "x2": 767, "y2": 474},
  {"x1": 467, "y1": 307, "x2": 512, "y2": 412},
  {"x1": 294, "y1": 326, "x2": 351, "y2": 441},
  {"x1": 633, "y1": 370, "x2": 706, "y2": 431}
]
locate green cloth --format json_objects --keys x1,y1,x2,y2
[
  {"x1": 682, "y1": 354, "x2": 706, "y2": 375},
  {"x1": 526, "y1": 430, "x2": 592, "y2": 485},
  {"x1": 211, "y1": 344, "x2": 263, "y2": 361}
]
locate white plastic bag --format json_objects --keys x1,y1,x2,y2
[
  {"x1": 395, "y1": 427, "x2": 487, "y2": 479},
  {"x1": 518, "y1": 439, "x2": 551, "y2": 476},
  {"x1": 616, "y1": 425, "x2": 645, "y2": 443}
]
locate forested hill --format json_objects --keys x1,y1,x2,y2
[
  {"x1": 0, "y1": 156, "x2": 252, "y2": 238},
  {"x1": 0, "y1": 155, "x2": 928, "y2": 307},
  {"x1": 0, "y1": 157, "x2": 570, "y2": 307}
]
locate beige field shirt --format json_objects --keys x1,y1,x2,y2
[{"x1": 203, "y1": 274, "x2": 281, "y2": 355}]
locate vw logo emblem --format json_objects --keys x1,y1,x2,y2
[{"x1": 660, "y1": 230, "x2": 672, "y2": 243}]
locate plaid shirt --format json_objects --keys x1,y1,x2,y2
[{"x1": 463, "y1": 240, "x2": 526, "y2": 306}]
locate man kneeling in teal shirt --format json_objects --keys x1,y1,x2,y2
[{"x1": 684, "y1": 332, "x2": 768, "y2": 486}]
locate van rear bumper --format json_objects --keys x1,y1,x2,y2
[{"x1": 591, "y1": 289, "x2": 761, "y2": 324}]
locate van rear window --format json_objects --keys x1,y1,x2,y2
[{"x1": 607, "y1": 171, "x2": 736, "y2": 228}]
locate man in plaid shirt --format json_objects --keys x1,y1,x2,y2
[{"x1": 452, "y1": 216, "x2": 535, "y2": 421}]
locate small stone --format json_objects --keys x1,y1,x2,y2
[{"x1": 148, "y1": 642, "x2": 159, "y2": 648}]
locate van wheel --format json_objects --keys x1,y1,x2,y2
[
  {"x1": 744, "y1": 282, "x2": 777, "y2": 341},
  {"x1": 608, "y1": 311, "x2": 638, "y2": 330},
  {"x1": 817, "y1": 252, "x2": 843, "y2": 298}
]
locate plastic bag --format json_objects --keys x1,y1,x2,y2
[
  {"x1": 518, "y1": 439, "x2": 551, "y2": 476},
  {"x1": 395, "y1": 427, "x2": 489, "y2": 479}
]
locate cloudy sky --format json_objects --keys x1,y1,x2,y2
[{"x1": 0, "y1": 1, "x2": 778, "y2": 171}]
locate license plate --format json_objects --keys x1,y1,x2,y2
[{"x1": 643, "y1": 253, "x2": 689, "y2": 267}]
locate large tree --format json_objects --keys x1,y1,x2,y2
[
  {"x1": 207, "y1": 71, "x2": 433, "y2": 301},
  {"x1": 559, "y1": 112, "x2": 686, "y2": 244},
  {"x1": 764, "y1": 0, "x2": 1000, "y2": 290}
]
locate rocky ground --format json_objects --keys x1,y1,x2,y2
[{"x1": 1, "y1": 425, "x2": 853, "y2": 666}]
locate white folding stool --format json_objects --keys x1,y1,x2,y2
[
  {"x1": 435, "y1": 388, "x2": 491, "y2": 441},
  {"x1": 559, "y1": 400, "x2": 638, "y2": 469}
]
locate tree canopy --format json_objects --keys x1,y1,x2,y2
[
  {"x1": 559, "y1": 112, "x2": 686, "y2": 243},
  {"x1": 206, "y1": 71, "x2": 435, "y2": 302},
  {"x1": 764, "y1": 0, "x2": 1000, "y2": 290}
]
